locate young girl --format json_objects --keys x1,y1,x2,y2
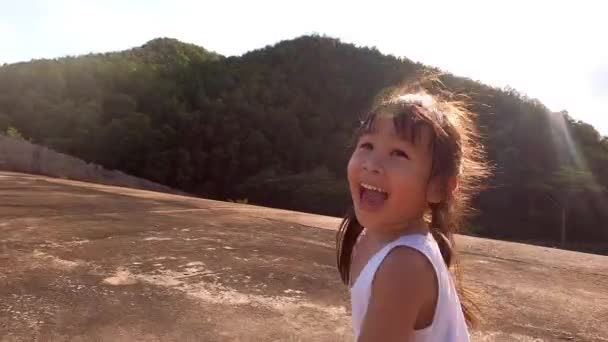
[{"x1": 336, "y1": 87, "x2": 488, "y2": 341}]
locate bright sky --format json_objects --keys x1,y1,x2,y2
[{"x1": 2, "y1": 0, "x2": 607, "y2": 134}]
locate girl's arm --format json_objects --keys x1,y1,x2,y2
[{"x1": 357, "y1": 247, "x2": 436, "y2": 342}]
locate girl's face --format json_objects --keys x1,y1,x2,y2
[{"x1": 347, "y1": 115, "x2": 435, "y2": 233}]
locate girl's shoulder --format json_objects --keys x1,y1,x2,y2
[
  {"x1": 365, "y1": 233, "x2": 445, "y2": 292},
  {"x1": 377, "y1": 234, "x2": 439, "y2": 289},
  {"x1": 358, "y1": 243, "x2": 438, "y2": 336},
  {"x1": 378, "y1": 244, "x2": 437, "y2": 284},
  {"x1": 351, "y1": 233, "x2": 437, "y2": 290}
]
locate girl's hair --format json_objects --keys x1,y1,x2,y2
[{"x1": 336, "y1": 83, "x2": 489, "y2": 326}]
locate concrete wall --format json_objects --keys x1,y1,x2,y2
[{"x1": 0, "y1": 135, "x2": 180, "y2": 194}]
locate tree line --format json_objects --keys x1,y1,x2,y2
[{"x1": 1, "y1": 36, "x2": 606, "y2": 251}]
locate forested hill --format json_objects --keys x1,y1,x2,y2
[{"x1": 1, "y1": 36, "x2": 607, "y2": 249}]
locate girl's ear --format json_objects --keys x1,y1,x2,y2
[{"x1": 427, "y1": 176, "x2": 459, "y2": 203}]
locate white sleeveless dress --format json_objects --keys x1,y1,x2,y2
[{"x1": 350, "y1": 233, "x2": 470, "y2": 341}]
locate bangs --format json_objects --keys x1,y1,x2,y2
[{"x1": 357, "y1": 104, "x2": 438, "y2": 147}]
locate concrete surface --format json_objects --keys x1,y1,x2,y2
[{"x1": 1, "y1": 171, "x2": 607, "y2": 341}]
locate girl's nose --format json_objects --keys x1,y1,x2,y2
[{"x1": 362, "y1": 154, "x2": 384, "y2": 175}]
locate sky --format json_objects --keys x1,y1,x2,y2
[{"x1": 2, "y1": 0, "x2": 607, "y2": 134}]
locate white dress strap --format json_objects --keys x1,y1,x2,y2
[{"x1": 350, "y1": 232, "x2": 470, "y2": 342}]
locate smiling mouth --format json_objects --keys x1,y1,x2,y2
[
  {"x1": 360, "y1": 182, "x2": 387, "y2": 194},
  {"x1": 359, "y1": 182, "x2": 389, "y2": 208}
]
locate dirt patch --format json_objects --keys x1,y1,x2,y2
[
  {"x1": 1, "y1": 171, "x2": 607, "y2": 341},
  {"x1": 102, "y1": 269, "x2": 139, "y2": 286}
]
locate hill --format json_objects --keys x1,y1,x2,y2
[
  {"x1": 1, "y1": 172, "x2": 607, "y2": 341},
  {"x1": 0, "y1": 35, "x2": 607, "y2": 248}
]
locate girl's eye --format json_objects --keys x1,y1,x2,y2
[
  {"x1": 391, "y1": 149, "x2": 409, "y2": 159},
  {"x1": 359, "y1": 142, "x2": 373, "y2": 150}
]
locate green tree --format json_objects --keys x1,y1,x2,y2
[
  {"x1": 534, "y1": 167, "x2": 603, "y2": 245},
  {"x1": 6, "y1": 126, "x2": 24, "y2": 140},
  {"x1": 1, "y1": 35, "x2": 608, "y2": 249}
]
